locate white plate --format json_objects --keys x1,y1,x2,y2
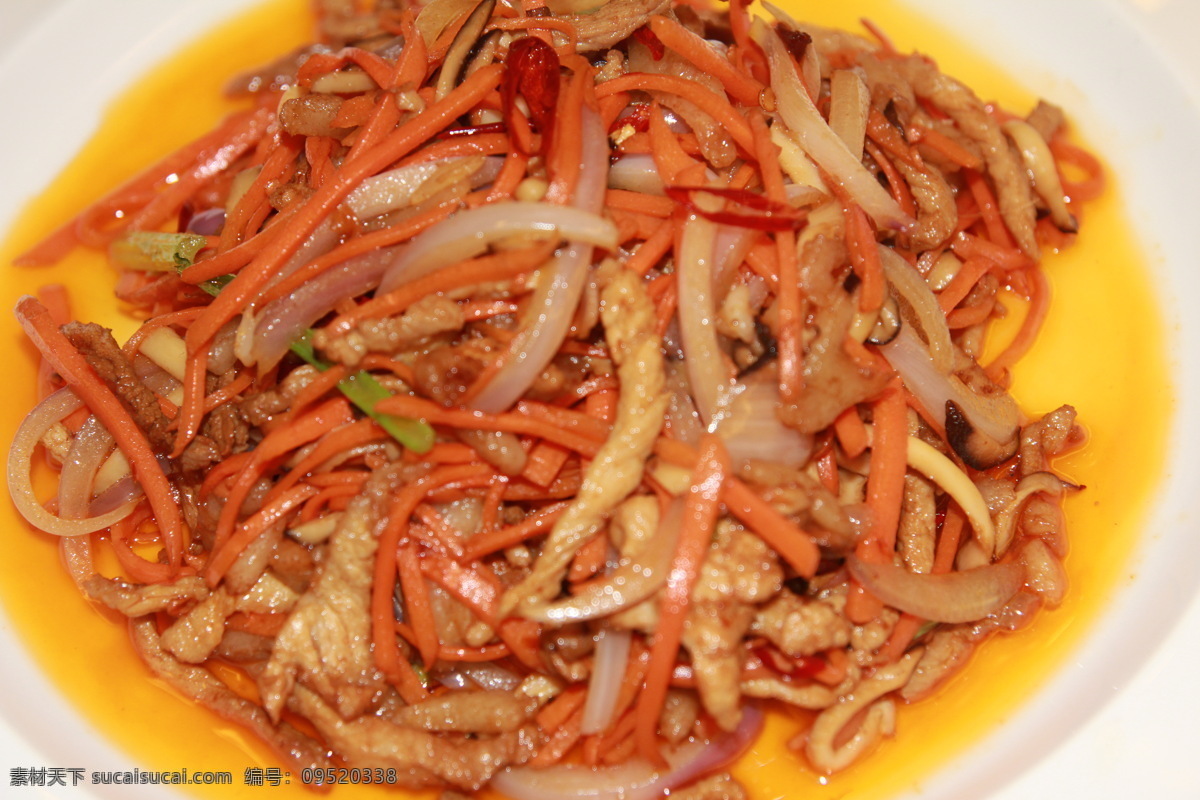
[{"x1": 1, "y1": 1, "x2": 1198, "y2": 798}]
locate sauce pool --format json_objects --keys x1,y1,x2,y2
[{"x1": 0, "y1": 1, "x2": 1169, "y2": 798}]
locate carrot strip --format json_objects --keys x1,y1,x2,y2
[
  {"x1": 647, "y1": 104, "x2": 705, "y2": 186},
  {"x1": 751, "y1": 111, "x2": 803, "y2": 403},
  {"x1": 487, "y1": 15, "x2": 578, "y2": 48},
  {"x1": 963, "y1": 169, "x2": 1015, "y2": 249},
  {"x1": 407, "y1": 442, "x2": 480, "y2": 465},
  {"x1": 272, "y1": 418, "x2": 387, "y2": 498},
  {"x1": 108, "y1": 515, "x2": 178, "y2": 584},
  {"x1": 596, "y1": 74, "x2": 756, "y2": 154},
  {"x1": 328, "y1": 239, "x2": 553, "y2": 331},
  {"x1": 866, "y1": 379, "x2": 907, "y2": 551},
  {"x1": 372, "y1": 463, "x2": 495, "y2": 702},
  {"x1": 521, "y1": 440, "x2": 571, "y2": 487},
  {"x1": 624, "y1": 218, "x2": 675, "y2": 276},
  {"x1": 936, "y1": 256, "x2": 992, "y2": 314},
  {"x1": 865, "y1": 108, "x2": 920, "y2": 168},
  {"x1": 221, "y1": 138, "x2": 303, "y2": 251},
  {"x1": 389, "y1": 9, "x2": 428, "y2": 88},
  {"x1": 984, "y1": 267, "x2": 1050, "y2": 382},
  {"x1": 951, "y1": 230, "x2": 1032, "y2": 272},
  {"x1": 375, "y1": 394, "x2": 604, "y2": 456},
  {"x1": 515, "y1": 399, "x2": 611, "y2": 441},
  {"x1": 179, "y1": 65, "x2": 504, "y2": 448},
  {"x1": 833, "y1": 405, "x2": 869, "y2": 459},
  {"x1": 458, "y1": 502, "x2": 570, "y2": 561},
  {"x1": 605, "y1": 189, "x2": 676, "y2": 218},
  {"x1": 418, "y1": 550, "x2": 544, "y2": 668},
  {"x1": 529, "y1": 705, "x2": 585, "y2": 766},
  {"x1": 435, "y1": 642, "x2": 511, "y2": 662},
  {"x1": 654, "y1": 437, "x2": 820, "y2": 577},
  {"x1": 946, "y1": 300, "x2": 994, "y2": 329},
  {"x1": 180, "y1": 217, "x2": 283, "y2": 283},
  {"x1": 933, "y1": 504, "x2": 966, "y2": 574},
  {"x1": 170, "y1": 346, "x2": 209, "y2": 458},
  {"x1": 844, "y1": 202, "x2": 885, "y2": 312},
  {"x1": 1050, "y1": 138, "x2": 1105, "y2": 202},
  {"x1": 877, "y1": 612, "x2": 923, "y2": 663},
  {"x1": 203, "y1": 484, "x2": 317, "y2": 585},
  {"x1": 284, "y1": 363, "x2": 350, "y2": 420},
  {"x1": 568, "y1": 532, "x2": 608, "y2": 582},
  {"x1": 225, "y1": 612, "x2": 287, "y2": 638},
  {"x1": 910, "y1": 124, "x2": 983, "y2": 171},
  {"x1": 544, "y1": 66, "x2": 588, "y2": 206},
  {"x1": 636, "y1": 433, "x2": 730, "y2": 761},
  {"x1": 864, "y1": 139, "x2": 918, "y2": 219},
  {"x1": 537, "y1": 684, "x2": 588, "y2": 732},
  {"x1": 211, "y1": 398, "x2": 354, "y2": 557},
  {"x1": 652, "y1": 273, "x2": 678, "y2": 339},
  {"x1": 585, "y1": 387, "x2": 617, "y2": 424},
  {"x1": 649, "y1": 15, "x2": 764, "y2": 106},
  {"x1": 397, "y1": 540, "x2": 441, "y2": 669},
  {"x1": 16, "y1": 297, "x2": 185, "y2": 570}
]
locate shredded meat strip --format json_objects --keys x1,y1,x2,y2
[
  {"x1": 313, "y1": 295, "x2": 466, "y2": 368},
  {"x1": 259, "y1": 464, "x2": 405, "y2": 720},
  {"x1": 778, "y1": 235, "x2": 891, "y2": 433},
  {"x1": 292, "y1": 684, "x2": 539, "y2": 791},
  {"x1": 565, "y1": 0, "x2": 673, "y2": 51},
  {"x1": 893, "y1": 57, "x2": 1039, "y2": 257},
  {"x1": 750, "y1": 590, "x2": 851, "y2": 658},
  {"x1": 389, "y1": 689, "x2": 540, "y2": 733},
  {"x1": 502, "y1": 265, "x2": 669, "y2": 614},
  {"x1": 61, "y1": 322, "x2": 174, "y2": 453},
  {"x1": 682, "y1": 522, "x2": 782, "y2": 731},
  {"x1": 160, "y1": 588, "x2": 238, "y2": 664},
  {"x1": 84, "y1": 575, "x2": 209, "y2": 617},
  {"x1": 128, "y1": 617, "x2": 333, "y2": 777}
]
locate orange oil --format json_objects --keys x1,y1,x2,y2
[{"x1": 0, "y1": 1, "x2": 1170, "y2": 798}]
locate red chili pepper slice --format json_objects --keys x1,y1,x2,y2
[
  {"x1": 632, "y1": 25, "x2": 665, "y2": 60},
  {"x1": 665, "y1": 185, "x2": 808, "y2": 231},
  {"x1": 609, "y1": 103, "x2": 653, "y2": 135},
  {"x1": 502, "y1": 37, "x2": 560, "y2": 155}
]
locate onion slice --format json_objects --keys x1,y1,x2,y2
[
  {"x1": 492, "y1": 703, "x2": 763, "y2": 800},
  {"x1": 245, "y1": 246, "x2": 397, "y2": 369},
  {"x1": 580, "y1": 627, "x2": 632, "y2": 735},
  {"x1": 524, "y1": 500, "x2": 683, "y2": 625},
  {"x1": 846, "y1": 554, "x2": 1024, "y2": 623},
  {"x1": 377, "y1": 201, "x2": 618, "y2": 296},
  {"x1": 676, "y1": 212, "x2": 733, "y2": 425},
  {"x1": 714, "y1": 372, "x2": 814, "y2": 467},
  {"x1": 877, "y1": 246, "x2": 953, "y2": 373},
  {"x1": 469, "y1": 106, "x2": 611, "y2": 413},
  {"x1": 8, "y1": 389, "x2": 138, "y2": 536},
  {"x1": 58, "y1": 414, "x2": 125, "y2": 519},
  {"x1": 880, "y1": 325, "x2": 1020, "y2": 469},
  {"x1": 755, "y1": 18, "x2": 912, "y2": 232}
]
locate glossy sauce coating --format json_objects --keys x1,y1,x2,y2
[{"x1": 0, "y1": 1, "x2": 1169, "y2": 798}]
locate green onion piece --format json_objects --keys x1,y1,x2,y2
[
  {"x1": 191, "y1": 276, "x2": 435, "y2": 453},
  {"x1": 290, "y1": 331, "x2": 435, "y2": 454},
  {"x1": 196, "y1": 274, "x2": 233, "y2": 297},
  {"x1": 913, "y1": 620, "x2": 940, "y2": 640},
  {"x1": 110, "y1": 231, "x2": 209, "y2": 272}
]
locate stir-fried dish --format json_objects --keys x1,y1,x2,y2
[{"x1": 8, "y1": 0, "x2": 1103, "y2": 795}]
